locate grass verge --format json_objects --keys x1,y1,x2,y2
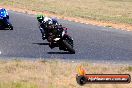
[
  {"x1": 0, "y1": 59, "x2": 131, "y2": 88},
  {"x1": 0, "y1": 82, "x2": 37, "y2": 88}
]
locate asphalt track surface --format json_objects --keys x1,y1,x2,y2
[{"x1": 0, "y1": 11, "x2": 132, "y2": 63}]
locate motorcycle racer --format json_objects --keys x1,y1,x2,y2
[
  {"x1": 0, "y1": 8, "x2": 13, "y2": 30},
  {"x1": 36, "y1": 14, "x2": 75, "y2": 53},
  {"x1": 37, "y1": 14, "x2": 62, "y2": 40},
  {"x1": 0, "y1": 8, "x2": 9, "y2": 19}
]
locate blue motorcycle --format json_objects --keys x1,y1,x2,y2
[{"x1": 0, "y1": 8, "x2": 13, "y2": 30}]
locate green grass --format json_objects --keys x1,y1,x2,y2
[
  {"x1": 0, "y1": 82, "x2": 37, "y2": 88},
  {"x1": 105, "y1": 25, "x2": 112, "y2": 28},
  {"x1": 0, "y1": 0, "x2": 132, "y2": 24},
  {"x1": 125, "y1": 66, "x2": 132, "y2": 72}
]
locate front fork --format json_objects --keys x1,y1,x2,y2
[{"x1": 63, "y1": 34, "x2": 74, "y2": 47}]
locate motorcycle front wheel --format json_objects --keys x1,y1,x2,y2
[
  {"x1": 7, "y1": 23, "x2": 13, "y2": 30},
  {"x1": 62, "y1": 40, "x2": 75, "y2": 54}
]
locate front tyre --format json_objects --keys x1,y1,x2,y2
[
  {"x1": 62, "y1": 40, "x2": 75, "y2": 54},
  {"x1": 8, "y1": 25, "x2": 13, "y2": 30},
  {"x1": 7, "y1": 23, "x2": 13, "y2": 30}
]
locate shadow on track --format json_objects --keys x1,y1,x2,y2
[
  {"x1": 0, "y1": 28, "x2": 12, "y2": 30},
  {"x1": 47, "y1": 52, "x2": 74, "y2": 54},
  {"x1": 32, "y1": 43, "x2": 49, "y2": 45}
]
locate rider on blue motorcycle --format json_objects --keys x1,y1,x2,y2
[
  {"x1": 0, "y1": 8, "x2": 9, "y2": 22},
  {"x1": 0, "y1": 8, "x2": 9, "y2": 18},
  {"x1": 0, "y1": 8, "x2": 13, "y2": 30}
]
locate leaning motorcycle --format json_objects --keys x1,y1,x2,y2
[
  {"x1": 46, "y1": 25, "x2": 75, "y2": 54},
  {"x1": 0, "y1": 8, "x2": 13, "y2": 30}
]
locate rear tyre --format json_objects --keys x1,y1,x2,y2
[{"x1": 62, "y1": 40, "x2": 75, "y2": 54}]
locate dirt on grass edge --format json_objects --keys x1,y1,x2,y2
[{"x1": 0, "y1": 5, "x2": 132, "y2": 31}]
